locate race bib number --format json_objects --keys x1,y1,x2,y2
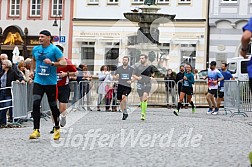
[
  {"x1": 137, "y1": 83, "x2": 144, "y2": 90},
  {"x1": 57, "y1": 73, "x2": 62, "y2": 81},
  {"x1": 184, "y1": 80, "x2": 189, "y2": 86},
  {"x1": 38, "y1": 65, "x2": 50, "y2": 76},
  {"x1": 208, "y1": 78, "x2": 215, "y2": 86},
  {"x1": 121, "y1": 74, "x2": 129, "y2": 80}
]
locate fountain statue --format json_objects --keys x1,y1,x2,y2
[
  {"x1": 123, "y1": 1, "x2": 176, "y2": 64},
  {"x1": 124, "y1": 1, "x2": 176, "y2": 44}
]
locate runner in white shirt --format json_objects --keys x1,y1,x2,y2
[{"x1": 203, "y1": 61, "x2": 224, "y2": 115}]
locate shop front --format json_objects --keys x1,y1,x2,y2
[{"x1": 0, "y1": 25, "x2": 40, "y2": 60}]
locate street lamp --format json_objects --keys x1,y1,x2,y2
[{"x1": 52, "y1": 13, "x2": 62, "y2": 43}]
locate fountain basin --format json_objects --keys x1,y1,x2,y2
[{"x1": 124, "y1": 13, "x2": 176, "y2": 24}]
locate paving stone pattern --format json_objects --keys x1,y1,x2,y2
[{"x1": 0, "y1": 108, "x2": 252, "y2": 167}]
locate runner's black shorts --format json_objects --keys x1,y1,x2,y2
[
  {"x1": 208, "y1": 89, "x2": 218, "y2": 98},
  {"x1": 137, "y1": 83, "x2": 151, "y2": 97},
  {"x1": 181, "y1": 86, "x2": 193, "y2": 95},
  {"x1": 58, "y1": 84, "x2": 71, "y2": 103},
  {"x1": 218, "y1": 92, "x2": 224, "y2": 98},
  {"x1": 117, "y1": 84, "x2": 132, "y2": 100},
  {"x1": 218, "y1": 88, "x2": 224, "y2": 98}
]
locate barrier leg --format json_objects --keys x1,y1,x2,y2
[{"x1": 230, "y1": 111, "x2": 248, "y2": 117}]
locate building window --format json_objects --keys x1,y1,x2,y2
[
  {"x1": 222, "y1": 0, "x2": 237, "y2": 2},
  {"x1": 88, "y1": 0, "x2": 99, "y2": 4},
  {"x1": 107, "y1": 0, "x2": 119, "y2": 4},
  {"x1": 132, "y1": 0, "x2": 144, "y2": 4},
  {"x1": 10, "y1": 0, "x2": 21, "y2": 16},
  {"x1": 30, "y1": 0, "x2": 41, "y2": 16},
  {"x1": 180, "y1": 44, "x2": 196, "y2": 68},
  {"x1": 105, "y1": 42, "x2": 120, "y2": 71},
  {"x1": 81, "y1": 42, "x2": 95, "y2": 74},
  {"x1": 178, "y1": 0, "x2": 191, "y2": 4},
  {"x1": 157, "y1": 0, "x2": 169, "y2": 4},
  {"x1": 52, "y1": 0, "x2": 63, "y2": 16}
]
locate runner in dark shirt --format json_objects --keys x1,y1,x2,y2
[
  {"x1": 115, "y1": 56, "x2": 134, "y2": 120},
  {"x1": 133, "y1": 54, "x2": 155, "y2": 121}
]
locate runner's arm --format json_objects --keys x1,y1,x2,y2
[
  {"x1": 113, "y1": 74, "x2": 119, "y2": 80},
  {"x1": 240, "y1": 18, "x2": 252, "y2": 58},
  {"x1": 55, "y1": 57, "x2": 67, "y2": 67},
  {"x1": 240, "y1": 30, "x2": 251, "y2": 58},
  {"x1": 217, "y1": 72, "x2": 224, "y2": 82},
  {"x1": 203, "y1": 75, "x2": 208, "y2": 80},
  {"x1": 132, "y1": 74, "x2": 141, "y2": 81},
  {"x1": 187, "y1": 74, "x2": 195, "y2": 84}
]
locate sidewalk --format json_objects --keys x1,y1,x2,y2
[{"x1": 0, "y1": 107, "x2": 252, "y2": 167}]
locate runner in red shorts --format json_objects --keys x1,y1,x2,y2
[{"x1": 50, "y1": 45, "x2": 77, "y2": 133}]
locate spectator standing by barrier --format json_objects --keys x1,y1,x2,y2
[
  {"x1": 24, "y1": 58, "x2": 32, "y2": 77},
  {"x1": 111, "y1": 82, "x2": 118, "y2": 112},
  {"x1": 194, "y1": 69, "x2": 199, "y2": 80},
  {"x1": 164, "y1": 69, "x2": 176, "y2": 108},
  {"x1": 80, "y1": 64, "x2": 92, "y2": 111},
  {"x1": 114, "y1": 56, "x2": 134, "y2": 120},
  {"x1": 24, "y1": 58, "x2": 32, "y2": 69},
  {"x1": 176, "y1": 65, "x2": 188, "y2": 108},
  {"x1": 75, "y1": 64, "x2": 84, "y2": 106},
  {"x1": 18, "y1": 60, "x2": 32, "y2": 83},
  {"x1": 0, "y1": 53, "x2": 23, "y2": 80},
  {"x1": 173, "y1": 64, "x2": 195, "y2": 116},
  {"x1": 133, "y1": 54, "x2": 155, "y2": 121},
  {"x1": 0, "y1": 60, "x2": 25, "y2": 126},
  {"x1": 76, "y1": 64, "x2": 84, "y2": 84},
  {"x1": 29, "y1": 30, "x2": 66, "y2": 140},
  {"x1": 105, "y1": 82, "x2": 114, "y2": 111},
  {"x1": 97, "y1": 65, "x2": 113, "y2": 111},
  {"x1": 215, "y1": 63, "x2": 234, "y2": 115},
  {"x1": 203, "y1": 61, "x2": 224, "y2": 115}
]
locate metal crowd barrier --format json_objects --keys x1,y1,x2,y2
[
  {"x1": 11, "y1": 82, "x2": 56, "y2": 123},
  {"x1": 68, "y1": 81, "x2": 81, "y2": 111},
  {"x1": 0, "y1": 86, "x2": 14, "y2": 125},
  {"x1": 193, "y1": 80, "x2": 209, "y2": 106},
  {"x1": 76, "y1": 80, "x2": 211, "y2": 111},
  {"x1": 0, "y1": 82, "x2": 28, "y2": 126},
  {"x1": 12, "y1": 82, "x2": 28, "y2": 122},
  {"x1": 224, "y1": 80, "x2": 252, "y2": 117},
  {"x1": 26, "y1": 83, "x2": 51, "y2": 120},
  {"x1": 77, "y1": 80, "x2": 119, "y2": 111},
  {"x1": 7, "y1": 79, "x2": 244, "y2": 122}
]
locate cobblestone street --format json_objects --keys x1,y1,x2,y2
[{"x1": 0, "y1": 108, "x2": 252, "y2": 167}]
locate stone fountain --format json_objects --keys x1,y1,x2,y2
[{"x1": 124, "y1": 0, "x2": 176, "y2": 55}]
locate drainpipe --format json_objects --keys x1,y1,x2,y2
[{"x1": 206, "y1": 0, "x2": 210, "y2": 69}]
